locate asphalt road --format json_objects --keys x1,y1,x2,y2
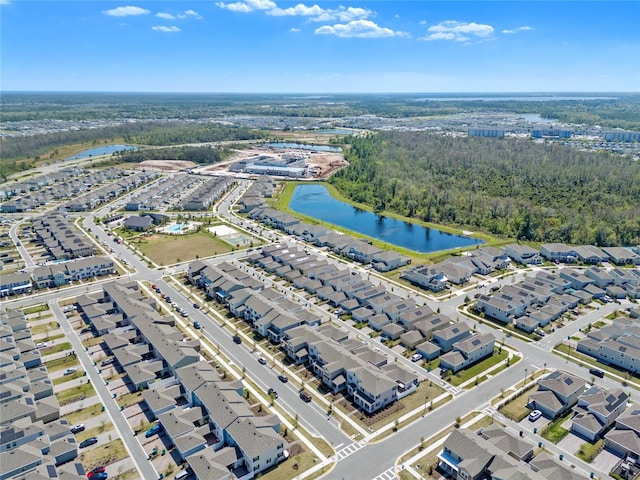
[{"x1": 4, "y1": 177, "x2": 636, "y2": 480}]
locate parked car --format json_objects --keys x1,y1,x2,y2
[
  {"x1": 528, "y1": 410, "x2": 542, "y2": 422},
  {"x1": 101, "y1": 358, "x2": 115, "y2": 367},
  {"x1": 80, "y1": 327, "x2": 92, "y2": 334},
  {"x1": 90, "y1": 473, "x2": 108, "y2": 480},
  {"x1": 79, "y1": 437, "x2": 98, "y2": 448},
  {"x1": 36, "y1": 342, "x2": 48, "y2": 349},
  {"x1": 589, "y1": 368, "x2": 605, "y2": 378},
  {"x1": 71, "y1": 424, "x2": 85, "y2": 434},
  {"x1": 300, "y1": 391, "x2": 312, "y2": 402},
  {"x1": 181, "y1": 311, "x2": 189, "y2": 317},
  {"x1": 64, "y1": 368, "x2": 77, "y2": 375},
  {"x1": 145, "y1": 425, "x2": 162, "y2": 438},
  {"x1": 278, "y1": 374, "x2": 289, "y2": 383},
  {"x1": 411, "y1": 353, "x2": 423, "y2": 362},
  {"x1": 258, "y1": 357, "x2": 267, "y2": 365},
  {"x1": 91, "y1": 466, "x2": 106, "y2": 474}
]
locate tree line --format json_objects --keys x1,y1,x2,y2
[
  {"x1": 329, "y1": 132, "x2": 640, "y2": 246},
  {"x1": 116, "y1": 146, "x2": 231, "y2": 164}
]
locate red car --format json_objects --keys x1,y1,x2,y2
[{"x1": 91, "y1": 466, "x2": 106, "y2": 474}]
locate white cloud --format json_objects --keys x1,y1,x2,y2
[
  {"x1": 419, "y1": 20, "x2": 426, "y2": 25},
  {"x1": 152, "y1": 25, "x2": 181, "y2": 32},
  {"x1": 183, "y1": 9, "x2": 202, "y2": 18},
  {"x1": 290, "y1": 27, "x2": 300, "y2": 32},
  {"x1": 314, "y1": 19, "x2": 408, "y2": 39},
  {"x1": 103, "y1": 5, "x2": 150, "y2": 17},
  {"x1": 216, "y1": 0, "x2": 276, "y2": 13},
  {"x1": 0, "y1": 0, "x2": 11, "y2": 5},
  {"x1": 421, "y1": 20, "x2": 494, "y2": 42},
  {"x1": 156, "y1": 12, "x2": 175, "y2": 19},
  {"x1": 502, "y1": 25, "x2": 532, "y2": 34}
]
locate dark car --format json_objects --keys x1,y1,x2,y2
[
  {"x1": 193, "y1": 321, "x2": 201, "y2": 329},
  {"x1": 91, "y1": 473, "x2": 108, "y2": 480},
  {"x1": 278, "y1": 374, "x2": 289, "y2": 383},
  {"x1": 300, "y1": 391, "x2": 312, "y2": 402},
  {"x1": 233, "y1": 335, "x2": 242, "y2": 344},
  {"x1": 589, "y1": 368, "x2": 605, "y2": 378},
  {"x1": 268, "y1": 388, "x2": 278, "y2": 399},
  {"x1": 193, "y1": 303, "x2": 200, "y2": 309},
  {"x1": 71, "y1": 424, "x2": 85, "y2": 434},
  {"x1": 91, "y1": 466, "x2": 106, "y2": 474},
  {"x1": 79, "y1": 437, "x2": 98, "y2": 448},
  {"x1": 101, "y1": 358, "x2": 115, "y2": 367}
]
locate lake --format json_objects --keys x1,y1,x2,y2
[
  {"x1": 265, "y1": 142, "x2": 342, "y2": 152},
  {"x1": 289, "y1": 184, "x2": 483, "y2": 253},
  {"x1": 67, "y1": 144, "x2": 138, "y2": 160}
]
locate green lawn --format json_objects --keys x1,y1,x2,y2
[
  {"x1": 23, "y1": 304, "x2": 50, "y2": 315},
  {"x1": 137, "y1": 231, "x2": 232, "y2": 265},
  {"x1": 56, "y1": 382, "x2": 97, "y2": 406},
  {"x1": 498, "y1": 388, "x2": 535, "y2": 422},
  {"x1": 76, "y1": 421, "x2": 114, "y2": 442},
  {"x1": 80, "y1": 439, "x2": 128, "y2": 472},
  {"x1": 45, "y1": 356, "x2": 79, "y2": 373},
  {"x1": 576, "y1": 439, "x2": 604, "y2": 463},
  {"x1": 41, "y1": 342, "x2": 72, "y2": 356},
  {"x1": 447, "y1": 349, "x2": 509, "y2": 387},
  {"x1": 541, "y1": 412, "x2": 572, "y2": 444},
  {"x1": 64, "y1": 403, "x2": 106, "y2": 425},
  {"x1": 53, "y1": 370, "x2": 85, "y2": 385}
]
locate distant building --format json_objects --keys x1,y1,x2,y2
[
  {"x1": 532, "y1": 128, "x2": 571, "y2": 139},
  {"x1": 468, "y1": 129, "x2": 505, "y2": 138}
]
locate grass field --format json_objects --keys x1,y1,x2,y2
[
  {"x1": 76, "y1": 421, "x2": 114, "y2": 442},
  {"x1": 498, "y1": 389, "x2": 533, "y2": 422},
  {"x1": 541, "y1": 412, "x2": 572, "y2": 444},
  {"x1": 45, "y1": 355, "x2": 80, "y2": 373},
  {"x1": 137, "y1": 231, "x2": 232, "y2": 265},
  {"x1": 446, "y1": 349, "x2": 509, "y2": 387},
  {"x1": 64, "y1": 404, "x2": 106, "y2": 425},
  {"x1": 80, "y1": 438, "x2": 128, "y2": 471},
  {"x1": 56, "y1": 382, "x2": 97, "y2": 406}
]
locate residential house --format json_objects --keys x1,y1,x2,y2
[{"x1": 528, "y1": 371, "x2": 587, "y2": 419}]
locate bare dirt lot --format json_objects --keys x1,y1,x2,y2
[
  {"x1": 134, "y1": 160, "x2": 197, "y2": 172},
  {"x1": 198, "y1": 146, "x2": 347, "y2": 179}
]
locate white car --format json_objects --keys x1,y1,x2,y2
[
  {"x1": 529, "y1": 410, "x2": 542, "y2": 421},
  {"x1": 36, "y1": 342, "x2": 48, "y2": 349},
  {"x1": 411, "y1": 353, "x2": 423, "y2": 362},
  {"x1": 63, "y1": 368, "x2": 77, "y2": 375}
]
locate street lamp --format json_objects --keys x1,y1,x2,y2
[{"x1": 524, "y1": 368, "x2": 528, "y2": 387}]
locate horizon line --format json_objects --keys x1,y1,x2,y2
[{"x1": 3, "y1": 90, "x2": 639, "y2": 95}]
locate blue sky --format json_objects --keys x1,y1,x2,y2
[{"x1": 2, "y1": 1, "x2": 639, "y2": 93}]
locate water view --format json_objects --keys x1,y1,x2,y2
[
  {"x1": 265, "y1": 142, "x2": 342, "y2": 152},
  {"x1": 67, "y1": 144, "x2": 138, "y2": 160},
  {"x1": 289, "y1": 184, "x2": 483, "y2": 253}
]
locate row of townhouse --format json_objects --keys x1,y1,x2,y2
[
  {"x1": 541, "y1": 243, "x2": 640, "y2": 266},
  {"x1": 235, "y1": 177, "x2": 274, "y2": 214},
  {"x1": 284, "y1": 324, "x2": 419, "y2": 414},
  {"x1": 31, "y1": 256, "x2": 115, "y2": 288},
  {"x1": 125, "y1": 174, "x2": 200, "y2": 211},
  {"x1": 1, "y1": 167, "x2": 83, "y2": 200},
  {"x1": 248, "y1": 244, "x2": 497, "y2": 374},
  {"x1": 475, "y1": 267, "x2": 633, "y2": 333},
  {"x1": 186, "y1": 253, "x2": 422, "y2": 415},
  {"x1": 178, "y1": 177, "x2": 235, "y2": 211},
  {"x1": 60, "y1": 171, "x2": 157, "y2": 212},
  {"x1": 248, "y1": 207, "x2": 411, "y2": 272},
  {"x1": 1, "y1": 169, "x2": 155, "y2": 214},
  {"x1": 438, "y1": 424, "x2": 584, "y2": 480},
  {"x1": 78, "y1": 281, "x2": 288, "y2": 480},
  {"x1": 0, "y1": 257, "x2": 115, "y2": 297},
  {"x1": 31, "y1": 214, "x2": 95, "y2": 260},
  {"x1": 0, "y1": 310, "x2": 87, "y2": 480},
  {"x1": 577, "y1": 316, "x2": 640, "y2": 374},
  {"x1": 401, "y1": 246, "x2": 510, "y2": 292}
]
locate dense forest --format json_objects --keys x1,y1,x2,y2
[
  {"x1": 115, "y1": 146, "x2": 231, "y2": 164},
  {"x1": 0, "y1": 121, "x2": 265, "y2": 180},
  {"x1": 329, "y1": 132, "x2": 640, "y2": 246},
  {"x1": 3, "y1": 92, "x2": 640, "y2": 129}
]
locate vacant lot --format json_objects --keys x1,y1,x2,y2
[{"x1": 137, "y1": 232, "x2": 232, "y2": 265}]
